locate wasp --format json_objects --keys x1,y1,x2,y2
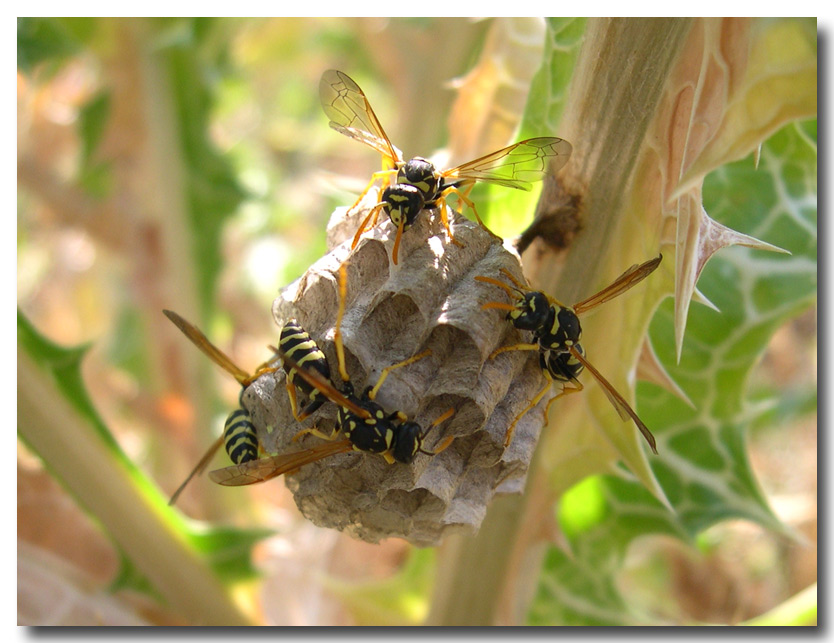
[
  {"x1": 162, "y1": 310, "x2": 333, "y2": 505},
  {"x1": 320, "y1": 69, "x2": 573, "y2": 264},
  {"x1": 475, "y1": 255, "x2": 662, "y2": 451},
  {"x1": 208, "y1": 264, "x2": 456, "y2": 487}
]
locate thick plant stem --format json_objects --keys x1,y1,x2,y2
[{"x1": 426, "y1": 18, "x2": 693, "y2": 626}]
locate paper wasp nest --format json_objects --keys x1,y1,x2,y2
[{"x1": 242, "y1": 192, "x2": 553, "y2": 546}]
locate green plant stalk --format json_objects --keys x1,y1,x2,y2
[
  {"x1": 18, "y1": 347, "x2": 252, "y2": 625},
  {"x1": 427, "y1": 18, "x2": 693, "y2": 626}
]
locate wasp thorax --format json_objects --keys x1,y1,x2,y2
[
  {"x1": 381, "y1": 183, "x2": 425, "y2": 229},
  {"x1": 551, "y1": 306, "x2": 582, "y2": 349},
  {"x1": 249, "y1": 200, "x2": 553, "y2": 546},
  {"x1": 398, "y1": 157, "x2": 439, "y2": 198}
]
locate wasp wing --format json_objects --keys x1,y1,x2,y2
[
  {"x1": 163, "y1": 309, "x2": 251, "y2": 385},
  {"x1": 569, "y1": 346, "x2": 657, "y2": 454},
  {"x1": 320, "y1": 69, "x2": 402, "y2": 164},
  {"x1": 209, "y1": 439, "x2": 354, "y2": 486},
  {"x1": 572, "y1": 255, "x2": 662, "y2": 315},
  {"x1": 442, "y1": 137, "x2": 572, "y2": 190},
  {"x1": 168, "y1": 436, "x2": 225, "y2": 506},
  {"x1": 276, "y1": 343, "x2": 372, "y2": 420}
]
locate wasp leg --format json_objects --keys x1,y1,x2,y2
[
  {"x1": 488, "y1": 342, "x2": 539, "y2": 361},
  {"x1": 439, "y1": 185, "x2": 502, "y2": 242},
  {"x1": 292, "y1": 425, "x2": 341, "y2": 443},
  {"x1": 242, "y1": 365, "x2": 280, "y2": 387},
  {"x1": 424, "y1": 434, "x2": 455, "y2": 455},
  {"x1": 285, "y1": 377, "x2": 302, "y2": 421},
  {"x1": 368, "y1": 349, "x2": 432, "y2": 400},
  {"x1": 504, "y1": 376, "x2": 554, "y2": 447},
  {"x1": 348, "y1": 169, "x2": 397, "y2": 215},
  {"x1": 431, "y1": 193, "x2": 466, "y2": 249},
  {"x1": 545, "y1": 377, "x2": 583, "y2": 415}
]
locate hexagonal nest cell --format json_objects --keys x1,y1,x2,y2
[{"x1": 240, "y1": 193, "x2": 553, "y2": 546}]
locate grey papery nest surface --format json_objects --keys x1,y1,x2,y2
[{"x1": 242, "y1": 194, "x2": 552, "y2": 546}]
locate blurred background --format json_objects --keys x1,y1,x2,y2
[{"x1": 17, "y1": 17, "x2": 816, "y2": 625}]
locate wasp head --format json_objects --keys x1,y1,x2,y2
[
  {"x1": 381, "y1": 183, "x2": 425, "y2": 230},
  {"x1": 508, "y1": 291, "x2": 553, "y2": 332}
]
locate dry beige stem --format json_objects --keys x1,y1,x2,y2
[{"x1": 240, "y1": 195, "x2": 553, "y2": 546}]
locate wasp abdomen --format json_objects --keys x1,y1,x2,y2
[
  {"x1": 540, "y1": 345, "x2": 585, "y2": 382},
  {"x1": 280, "y1": 320, "x2": 331, "y2": 413},
  {"x1": 223, "y1": 408, "x2": 259, "y2": 464}
]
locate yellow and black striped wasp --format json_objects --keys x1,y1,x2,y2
[
  {"x1": 320, "y1": 69, "x2": 573, "y2": 264},
  {"x1": 208, "y1": 264, "x2": 456, "y2": 487},
  {"x1": 475, "y1": 255, "x2": 662, "y2": 451},
  {"x1": 163, "y1": 310, "x2": 334, "y2": 505}
]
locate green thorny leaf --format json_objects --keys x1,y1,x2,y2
[
  {"x1": 519, "y1": 18, "x2": 814, "y2": 500},
  {"x1": 145, "y1": 18, "x2": 247, "y2": 321},
  {"x1": 17, "y1": 311, "x2": 269, "y2": 618},
  {"x1": 528, "y1": 119, "x2": 815, "y2": 625},
  {"x1": 77, "y1": 90, "x2": 114, "y2": 198},
  {"x1": 17, "y1": 17, "x2": 91, "y2": 73}
]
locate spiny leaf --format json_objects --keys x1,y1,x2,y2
[{"x1": 530, "y1": 119, "x2": 816, "y2": 625}]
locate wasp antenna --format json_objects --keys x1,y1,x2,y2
[
  {"x1": 481, "y1": 301, "x2": 517, "y2": 313},
  {"x1": 391, "y1": 219, "x2": 406, "y2": 265},
  {"x1": 351, "y1": 201, "x2": 387, "y2": 249},
  {"x1": 498, "y1": 268, "x2": 531, "y2": 292},
  {"x1": 474, "y1": 275, "x2": 523, "y2": 300}
]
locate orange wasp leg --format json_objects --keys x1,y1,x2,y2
[
  {"x1": 368, "y1": 349, "x2": 432, "y2": 400},
  {"x1": 438, "y1": 185, "x2": 502, "y2": 242},
  {"x1": 488, "y1": 342, "x2": 540, "y2": 361},
  {"x1": 347, "y1": 168, "x2": 397, "y2": 215}
]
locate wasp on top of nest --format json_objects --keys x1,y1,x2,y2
[{"x1": 320, "y1": 69, "x2": 572, "y2": 264}]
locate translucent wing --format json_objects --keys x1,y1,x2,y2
[
  {"x1": 572, "y1": 255, "x2": 662, "y2": 315},
  {"x1": 209, "y1": 439, "x2": 354, "y2": 486},
  {"x1": 569, "y1": 346, "x2": 657, "y2": 454},
  {"x1": 442, "y1": 137, "x2": 572, "y2": 190},
  {"x1": 320, "y1": 69, "x2": 402, "y2": 164},
  {"x1": 163, "y1": 309, "x2": 250, "y2": 385},
  {"x1": 276, "y1": 343, "x2": 372, "y2": 420},
  {"x1": 168, "y1": 436, "x2": 224, "y2": 506}
]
